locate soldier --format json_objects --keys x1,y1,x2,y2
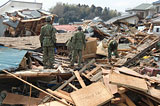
[
  {"x1": 70, "y1": 26, "x2": 86, "y2": 67},
  {"x1": 66, "y1": 36, "x2": 73, "y2": 60},
  {"x1": 39, "y1": 16, "x2": 57, "y2": 69},
  {"x1": 108, "y1": 39, "x2": 119, "y2": 62}
]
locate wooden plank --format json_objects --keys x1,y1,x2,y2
[
  {"x1": 68, "y1": 83, "x2": 78, "y2": 91},
  {"x1": 128, "y1": 88, "x2": 160, "y2": 104},
  {"x1": 109, "y1": 71, "x2": 148, "y2": 92},
  {"x1": 147, "y1": 98, "x2": 154, "y2": 106},
  {"x1": 57, "y1": 90, "x2": 70, "y2": 97},
  {"x1": 46, "y1": 89, "x2": 74, "y2": 104},
  {"x1": 123, "y1": 38, "x2": 159, "y2": 66},
  {"x1": 121, "y1": 94, "x2": 136, "y2": 106},
  {"x1": 74, "y1": 71, "x2": 86, "y2": 88},
  {"x1": 111, "y1": 97, "x2": 125, "y2": 104},
  {"x1": 70, "y1": 82, "x2": 113, "y2": 106},
  {"x1": 57, "y1": 59, "x2": 95, "y2": 90},
  {"x1": 148, "y1": 87, "x2": 160, "y2": 100},
  {"x1": 114, "y1": 58, "x2": 127, "y2": 66},
  {"x1": 116, "y1": 67, "x2": 144, "y2": 78},
  {"x1": 118, "y1": 87, "x2": 127, "y2": 94},
  {"x1": 38, "y1": 101, "x2": 67, "y2": 106},
  {"x1": 117, "y1": 103, "x2": 128, "y2": 106},
  {"x1": 90, "y1": 71, "x2": 102, "y2": 82},
  {"x1": 3, "y1": 92, "x2": 41, "y2": 105},
  {"x1": 103, "y1": 75, "x2": 118, "y2": 94},
  {"x1": 86, "y1": 66, "x2": 101, "y2": 78},
  {"x1": 2, "y1": 70, "x2": 69, "y2": 106},
  {"x1": 57, "y1": 65, "x2": 65, "y2": 73}
]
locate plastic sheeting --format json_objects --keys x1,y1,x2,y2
[{"x1": 0, "y1": 46, "x2": 27, "y2": 71}]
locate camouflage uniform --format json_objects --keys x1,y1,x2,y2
[
  {"x1": 108, "y1": 40, "x2": 119, "y2": 61},
  {"x1": 71, "y1": 30, "x2": 86, "y2": 67},
  {"x1": 66, "y1": 36, "x2": 73, "y2": 60},
  {"x1": 40, "y1": 21, "x2": 56, "y2": 69}
]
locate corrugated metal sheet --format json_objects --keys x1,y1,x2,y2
[{"x1": 0, "y1": 46, "x2": 27, "y2": 71}]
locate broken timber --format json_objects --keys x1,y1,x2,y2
[
  {"x1": 123, "y1": 38, "x2": 160, "y2": 67},
  {"x1": 2, "y1": 70, "x2": 70, "y2": 106},
  {"x1": 57, "y1": 59, "x2": 95, "y2": 90},
  {"x1": 70, "y1": 82, "x2": 113, "y2": 106}
]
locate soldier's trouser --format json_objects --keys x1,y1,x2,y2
[
  {"x1": 43, "y1": 46, "x2": 55, "y2": 68},
  {"x1": 71, "y1": 49, "x2": 82, "y2": 67},
  {"x1": 108, "y1": 48, "x2": 119, "y2": 59}
]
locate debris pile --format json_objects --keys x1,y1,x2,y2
[
  {"x1": 0, "y1": 9, "x2": 56, "y2": 37},
  {"x1": 0, "y1": 15, "x2": 160, "y2": 106}
]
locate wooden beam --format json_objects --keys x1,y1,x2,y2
[
  {"x1": 121, "y1": 94, "x2": 136, "y2": 106},
  {"x1": 111, "y1": 97, "x2": 125, "y2": 104},
  {"x1": 118, "y1": 87, "x2": 127, "y2": 94},
  {"x1": 147, "y1": 98, "x2": 154, "y2": 106},
  {"x1": 2, "y1": 70, "x2": 70, "y2": 106},
  {"x1": 74, "y1": 71, "x2": 86, "y2": 88},
  {"x1": 123, "y1": 38, "x2": 159, "y2": 66},
  {"x1": 117, "y1": 103, "x2": 128, "y2": 106},
  {"x1": 57, "y1": 90, "x2": 70, "y2": 97},
  {"x1": 46, "y1": 89, "x2": 74, "y2": 104},
  {"x1": 57, "y1": 59, "x2": 95, "y2": 90},
  {"x1": 86, "y1": 66, "x2": 101, "y2": 78},
  {"x1": 68, "y1": 83, "x2": 78, "y2": 91}
]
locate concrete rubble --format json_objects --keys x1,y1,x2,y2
[{"x1": 0, "y1": 9, "x2": 160, "y2": 106}]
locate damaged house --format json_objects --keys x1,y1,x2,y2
[
  {"x1": 0, "y1": 0, "x2": 55, "y2": 37},
  {"x1": 126, "y1": 3, "x2": 155, "y2": 19},
  {"x1": 105, "y1": 14, "x2": 139, "y2": 25}
]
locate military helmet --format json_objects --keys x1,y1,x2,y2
[
  {"x1": 77, "y1": 26, "x2": 82, "y2": 31},
  {"x1": 45, "y1": 16, "x2": 52, "y2": 22}
]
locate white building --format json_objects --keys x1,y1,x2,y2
[
  {"x1": 126, "y1": 3, "x2": 155, "y2": 19},
  {"x1": 0, "y1": 0, "x2": 42, "y2": 14},
  {"x1": 105, "y1": 14, "x2": 139, "y2": 25}
]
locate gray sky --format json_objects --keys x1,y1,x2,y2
[{"x1": 0, "y1": 0, "x2": 158, "y2": 12}]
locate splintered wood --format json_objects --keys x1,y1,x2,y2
[
  {"x1": 109, "y1": 71, "x2": 148, "y2": 92},
  {"x1": 70, "y1": 82, "x2": 113, "y2": 106}
]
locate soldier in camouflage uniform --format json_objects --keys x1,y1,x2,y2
[
  {"x1": 71, "y1": 26, "x2": 86, "y2": 67},
  {"x1": 39, "y1": 16, "x2": 57, "y2": 69},
  {"x1": 66, "y1": 36, "x2": 73, "y2": 60},
  {"x1": 108, "y1": 40, "x2": 119, "y2": 62}
]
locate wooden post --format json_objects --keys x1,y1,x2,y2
[
  {"x1": 2, "y1": 70, "x2": 70, "y2": 106},
  {"x1": 28, "y1": 86, "x2": 32, "y2": 106}
]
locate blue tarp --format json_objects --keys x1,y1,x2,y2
[{"x1": 0, "y1": 46, "x2": 27, "y2": 71}]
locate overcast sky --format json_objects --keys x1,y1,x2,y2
[{"x1": 0, "y1": 0, "x2": 158, "y2": 12}]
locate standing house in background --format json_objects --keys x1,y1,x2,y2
[
  {"x1": 126, "y1": 3, "x2": 155, "y2": 19},
  {"x1": 105, "y1": 14, "x2": 139, "y2": 25},
  {"x1": 153, "y1": 0, "x2": 160, "y2": 13}
]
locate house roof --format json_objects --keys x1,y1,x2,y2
[
  {"x1": 151, "y1": 16, "x2": 160, "y2": 23},
  {"x1": 105, "y1": 14, "x2": 138, "y2": 24},
  {"x1": 0, "y1": 46, "x2": 27, "y2": 71},
  {"x1": 127, "y1": 3, "x2": 153, "y2": 11},
  {"x1": 0, "y1": 0, "x2": 42, "y2": 14},
  {"x1": 153, "y1": 0, "x2": 160, "y2": 5},
  {"x1": 54, "y1": 25, "x2": 77, "y2": 32}
]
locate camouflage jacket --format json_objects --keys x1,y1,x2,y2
[
  {"x1": 40, "y1": 23, "x2": 56, "y2": 47},
  {"x1": 66, "y1": 36, "x2": 73, "y2": 50},
  {"x1": 108, "y1": 40, "x2": 118, "y2": 51},
  {"x1": 72, "y1": 31, "x2": 86, "y2": 50}
]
